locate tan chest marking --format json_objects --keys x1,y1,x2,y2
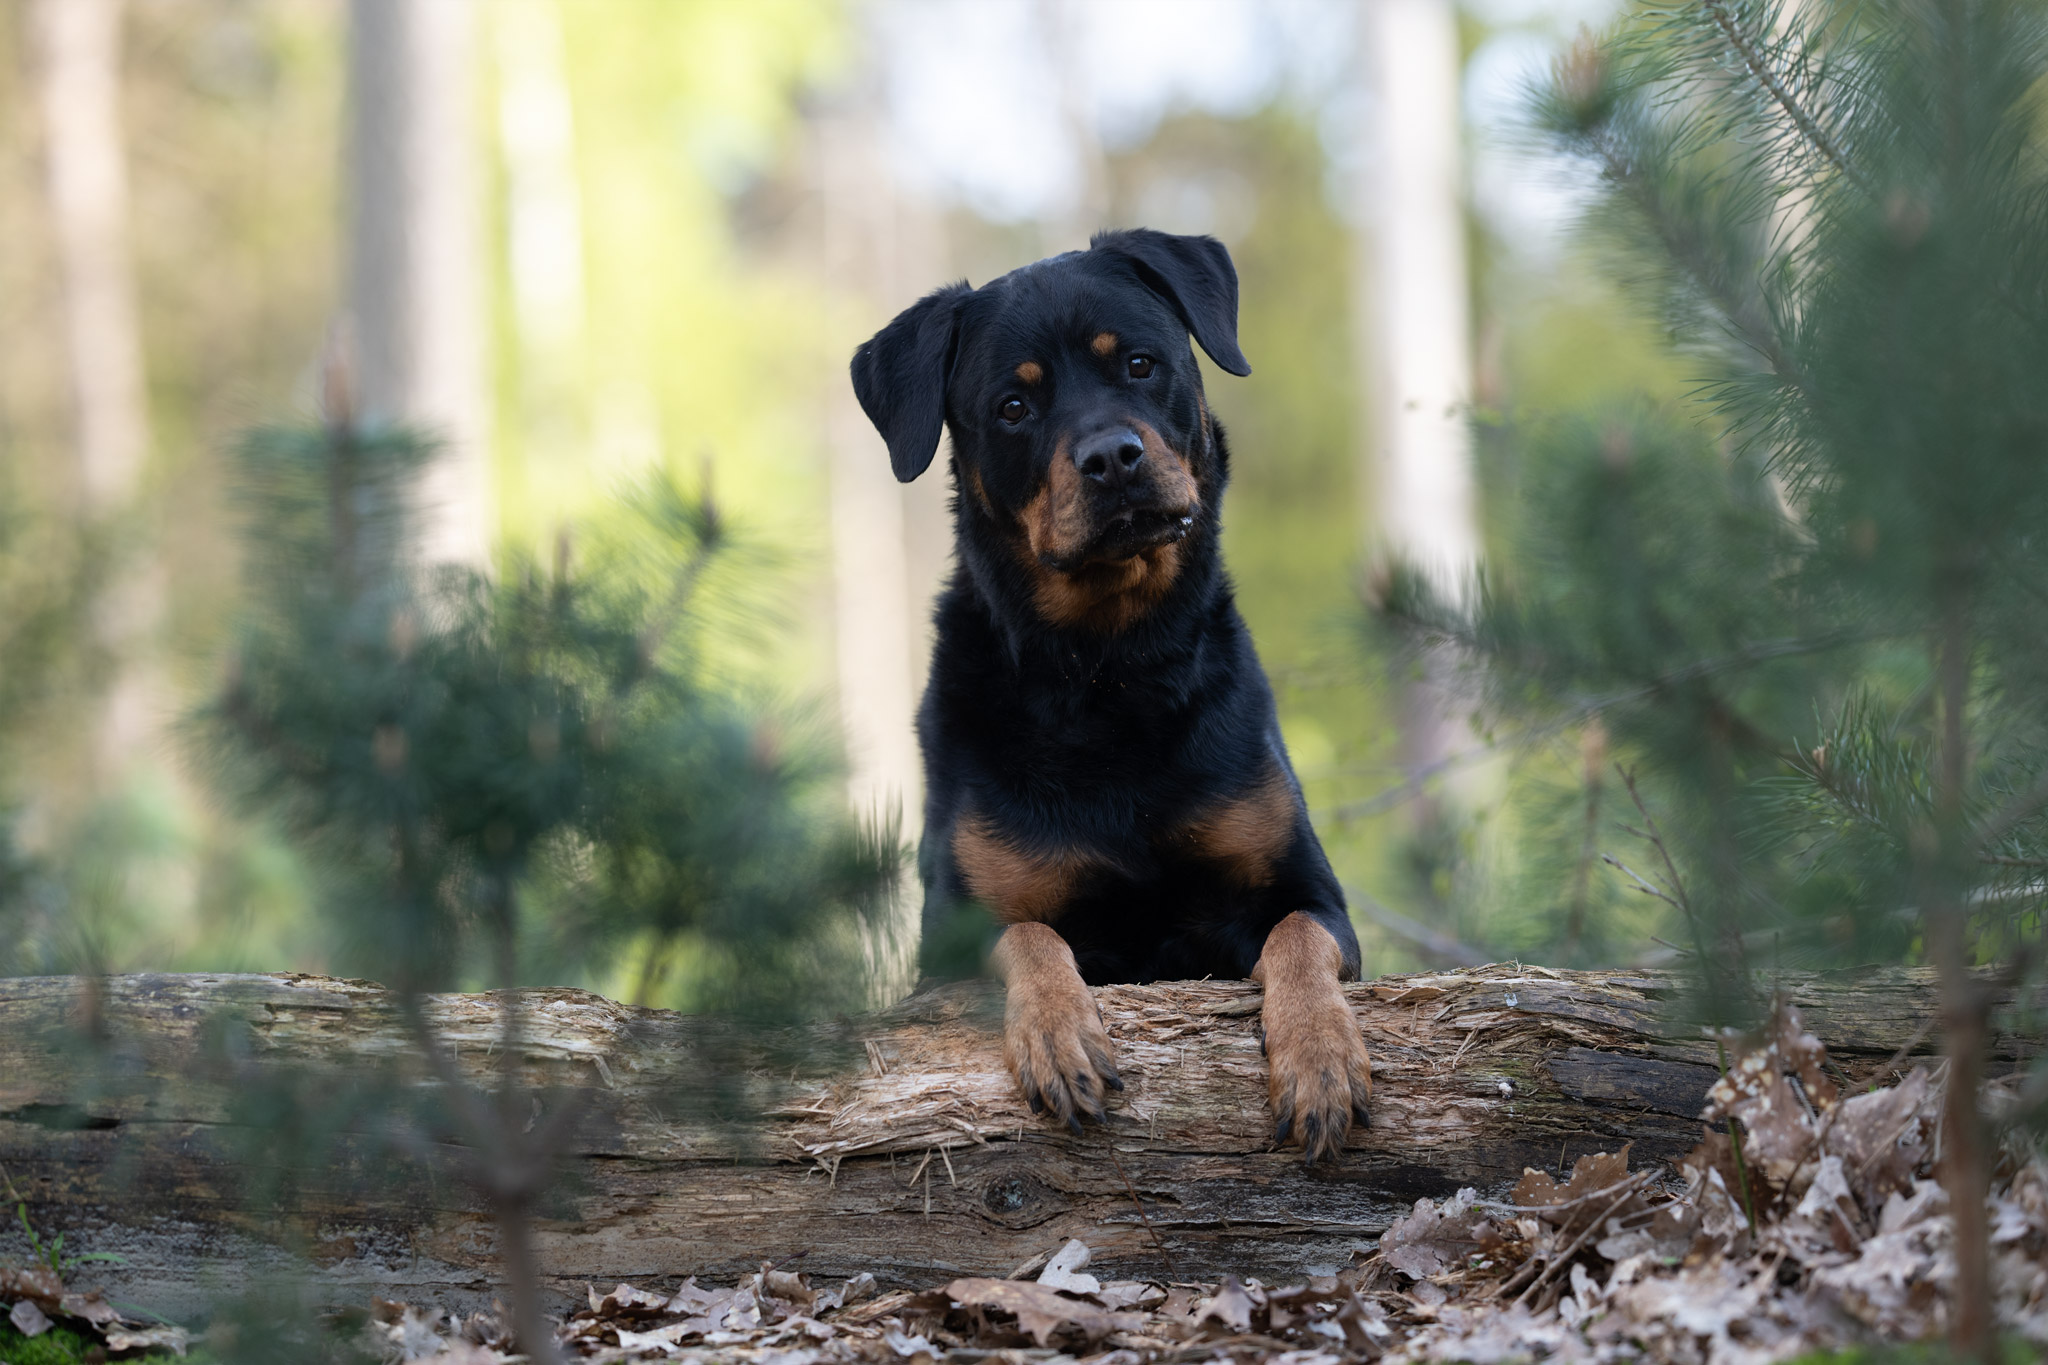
[
  {"x1": 1179, "y1": 764, "x2": 1299, "y2": 887},
  {"x1": 953, "y1": 815, "x2": 1096, "y2": 923}
]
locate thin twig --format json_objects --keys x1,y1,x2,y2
[
  {"x1": 1603, "y1": 854, "x2": 1683, "y2": 909},
  {"x1": 1508, "y1": 1170, "x2": 1660, "y2": 1307},
  {"x1": 1615, "y1": 767, "x2": 1695, "y2": 926},
  {"x1": 1470, "y1": 1169, "x2": 1660, "y2": 1217}
]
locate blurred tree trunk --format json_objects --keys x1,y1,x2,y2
[
  {"x1": 1040, "y1": 0, "x2": 1110, "y2": 252},
  {"x1": 815, "y1": 64, "x2": 947, "y2": 1001},
  {"x1": 1357, "y1": 0, "x2": 1479, "y2": 822},
  {"x1": 32, "y1": 0, "x2": 157, "y2": 787},
  {"x1": 346, "y1": 0, "x2": 490, "y2": 568}
]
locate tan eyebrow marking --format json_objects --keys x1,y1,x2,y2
[
  {"x1": 1015, "y1": 360, "x2": 1043, "y2": 384},
  {"x1": 1091, "y1": 331, "x2": 1118, "y2": 357}
]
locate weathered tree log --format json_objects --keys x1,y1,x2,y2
[{"x1": 0, "y1": 966, "x2": 2021, "y2": 1319}]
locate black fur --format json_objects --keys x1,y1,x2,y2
[{"x1": 851, "y1": 229, "x2": 1358, "y2": 987}]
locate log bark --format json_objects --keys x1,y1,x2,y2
[{"x1": 0, "y1": 966, "x2": 2016, "y2": 1319}]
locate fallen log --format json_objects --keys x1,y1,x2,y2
[{"x1": 0, "y1": 965, "x2": 2017, "y2": 1319}]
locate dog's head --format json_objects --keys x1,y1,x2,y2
[{"x1": 851, "y1": 229, "x2": 1249, "y2": 632}]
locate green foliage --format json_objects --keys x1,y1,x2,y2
[
  {"x1": 197, "y1": 416, "x2": 898, "y2": 1014},
  {"x1": 0, "y1": 1319, "x2": 101, "y2": 1365},
  {"x1": 5, "y1": 1175, "x2": 124, "y2": 1279},
  {"x1": 1385, "y1": 1, "x2": 2048, "y2": 1015}
]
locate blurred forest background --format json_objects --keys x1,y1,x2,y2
[{"x1": 0, "y1": 0, "x2": 1681, "y2": 1003}]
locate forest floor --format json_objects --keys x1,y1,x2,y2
[{"x1": 4, "y1": 1002, "x2": 2045, "y2": 1364}]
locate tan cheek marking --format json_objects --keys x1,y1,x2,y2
[
  {"x1": 1021, "y1": 438, "x2": 1091, "y2": 564},
  {"x1": 1132, "y1": 420, "x2": 1200, "y2": 511},
  {"x1": 953, "y1": 815, "x2": 1094, "y2": 923},
  {"x1": 1181, "y1": 764, "x2": 1298, "y2": 887},
  {"x1": 965, "y1": 465, "x2": 995, "y2": 516},
  {"x1": 1091, "y1": 331, "x2": 1119, "y2": 357},
  {"x1": 1015, "y1": 360, "x2": 1043, "y2": 385}
]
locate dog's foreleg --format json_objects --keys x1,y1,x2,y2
[
  {"x1": 1252, "y1": 911, "x2": 1373, "y2": 1162},
  {"x1": 991, "y1": 922, "x2": 1122, "y2": 1133}
]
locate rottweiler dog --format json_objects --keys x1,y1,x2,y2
[{"x1": 851, "y1": 228, "x2": 1371, "y2": 1162}]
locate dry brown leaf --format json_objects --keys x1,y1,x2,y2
[
  {"x1": 0, "y1": 1265, "x2": 63, "y2": 1309},
  {"x1": 1513, "y1": 1146, "x2": 1642, "y2": 1235},
  {"x1": 762, "y1": 1268, "x2": 817, "y2": 1308},
  {"x1": 1595, "y1": 1202, "x2": 1696, "y2": 1263},
  {"x1": 1826, "y1": 1067, "x2": 1934, "y2": 1210},
  {"x1": 1381, "y1": 1188, "x2": 1498, "y2": 1279},
  {"x1": 55, "y1": 1289, "x2": 121, "y2": 1331},
  {"x1": 589, "y1": 1281, "x2": 672, "y2": 1319},
  {"x1": 1035, "y1": 1237, "x2": 1101, "y2": 1294},
  {"x1": 1703, "y1": 1001, "x2": 1837, "y2": 1190},
  {"x1": 100, "y1": 1321, "x2": 193, "y2": 1357},
  {"x1": 930, "y1": 1276, "x2": 1136, "y2": 1349},
  {"x1": 9, "y1": 1298, "x2": 52, "y2": 1337},
  {"x1": 1194, "y1": 1276, "x2": 1257, "y2": 1332},
  {"x1": 1092, "y1": 1280, "x2": 1166, "y2": 1311}
]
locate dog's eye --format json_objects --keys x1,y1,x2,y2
[
  {"x1": 1127, "y1": 355, "x2": 1155, "y2": 379},
  {"x1": 998, "y1": 397, "x2": 1028, "y2": 425}
]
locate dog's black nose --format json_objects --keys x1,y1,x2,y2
[{"x1": 1074, "y1": 428, "x2": 1146, "y2": 487}]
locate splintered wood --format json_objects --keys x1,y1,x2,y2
[{"x1": 0, "y1": 966, "x2": 2005, "y2": 1318}]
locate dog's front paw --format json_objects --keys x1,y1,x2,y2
[
  {"x1": 1254, "y1": 912, "x2": 1371, "y2": 1163},
  {"x1": 1262, "y1": 985, "x2": 1372, "y2": 1161},
  {"x1": 994, "y1": 923, "x2": 1121, "y2": 1133}
]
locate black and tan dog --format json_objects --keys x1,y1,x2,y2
[{"x1": 851, "y1": 229, "x2": 1371, "y2": 1161}]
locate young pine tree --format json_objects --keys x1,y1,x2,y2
[
  {"x1": 1381, "y1": 3, "x2": 2048, "y2": 1354},
  {"x1": 199, "y1": 393, "x2": 896, "y2": 1360}
]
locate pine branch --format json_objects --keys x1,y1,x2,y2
[
  {"x1": 1585, "y1": 124, "x2": 1807, "y2": 390},
  {"x1": 1700, "y1": 0, "x2": 1870, "y2": 196}
]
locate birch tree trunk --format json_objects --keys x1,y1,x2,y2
[
  {"x1": 1357, "y1": 0, "x2": 1479, "y2": 809},
  {"x1": 32, "y1": 0, "x2": 157, "y2": 784},
  {"x1": 346, "y1": 0, "x2": 490, "y2": 568},
  {"x1": 816, "y1": 62, "x2": 948, "y2": 1001}
]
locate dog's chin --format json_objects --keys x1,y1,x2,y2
[{"x1": 1065, "y1": 507, "x2": 1195, "y2": 568}]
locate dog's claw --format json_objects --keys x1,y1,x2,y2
[
  {"x1": 1273, "y1": 1114, "x2": 1293, "y2": 1147},
  {"x1": 1354, "y1": 1102, "x2": 1373, "y2": 1129},
  {"x1": 1067, "y1": 1114, "x2": 1085, "y2": 1137},
  {"x1": 1105, "y1": 1070, "x2": 1124, "y2": 1092}
]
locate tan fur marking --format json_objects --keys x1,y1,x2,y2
[
  {"x1": 1020, "y1": 437, "x2": 1093, "y2": 564},
  {"x1": 953, "y1": 815, "x2": 1092, "y2": 922},
  {"x1": 1091, "y1": 331, "x2": 1119, "y2": 357},
  {"x1": 1015, "y1": 360, "x2": 1044, "y2": 385},
  {"x1": 1254, "y1": 912, "x2": 1373, "y2": 1161},
  {"x1": 966, "y1": 464, "x2": 996, "y2": 516},
  {"x1": 1133, "y1": 420, "x2": 1199, "y2": 510},
  {"x1": 1027, "y1": 543, "x2": 1182, "y2": 632},
  {"x1": 1013, "y1": 420, "x2": 1202, "y2": 633},
  {"x1": 1183, "y1": 764, "x2": 1298, "y2": 886}
]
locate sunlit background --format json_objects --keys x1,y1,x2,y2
[{"x1": 0, "y1": 0, "x2": 1705, "y2": 996}]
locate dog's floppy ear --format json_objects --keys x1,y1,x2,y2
[
  {"x1": 851, "y1": 282, "x2": 970, "y2": 483},
  {"x1": 1089, "y1": 229, "x2": 1251, "y2": 377}
]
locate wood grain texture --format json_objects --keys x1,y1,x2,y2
[{"x1": 0, "y1": 965, "x2": 2016, "y2": 1319}]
